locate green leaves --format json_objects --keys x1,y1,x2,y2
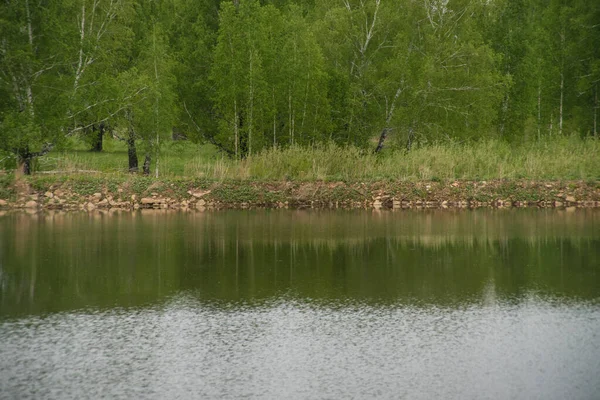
[
  {"x1": 1, "y1": 0, "x2": 598, "y2": 175},
  {"x1": 211, "y1": 1, "x2": 330, "y2": 157}
]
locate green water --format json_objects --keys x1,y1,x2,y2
[{"x1": 0, "y1": 209, "x2": 599, "y2": 399}]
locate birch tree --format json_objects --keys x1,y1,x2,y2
[{"x1": 0, "y1": 0, "x2": 68, "y2": 174}]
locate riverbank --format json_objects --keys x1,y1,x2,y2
[{"x1": 0, "y1": 175, "x2": 598, "y2": 211}]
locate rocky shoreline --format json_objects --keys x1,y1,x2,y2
[{"x1": 0, "y1": 176, "x2": 598, "y2": 212}]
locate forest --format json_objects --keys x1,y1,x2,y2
[{"x1": 0, "y1": 0, "x2": 598, "y2": 175}]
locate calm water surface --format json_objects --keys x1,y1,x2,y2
[{"x1": 0, "y1": 209, "x2": 599, "y2": 399}]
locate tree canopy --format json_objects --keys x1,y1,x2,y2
[{"x1": 1, "y1": 0, "x2": 598, "y2": 173}]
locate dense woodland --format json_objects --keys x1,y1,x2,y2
[{"x1": 1, "y1": 0, "x2": 598, "y2": 174}]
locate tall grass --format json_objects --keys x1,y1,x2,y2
[
  {"x1": 227, "y1": 137, "x2": 599, "y2": 181},
  {"x1": 32, "y1": 136, "x2": 600, "y2": 181}
]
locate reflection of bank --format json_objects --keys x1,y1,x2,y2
[{"x1": 0, "y1": 209, "x2": 599, "y2": 318}]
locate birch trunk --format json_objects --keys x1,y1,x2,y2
[
  {"x1": 74, "y1": 2, "x2": 86, "y2": 92},
  {"x1": 248, "y1": 52, "x2": 254, "y2": 156},
  {"x1": 559, "y1": 29, "x2": 565, "y2": 135},
  {"x1": 234, "y1": 99, "x2": 239, "y2": 159},
  {"x1": 559, "y1": 71, "x2": 564, "y2": 135},
  {"x1": 594, "y1": 85, "x2": 598, "y2": 139},
  {"x1": 375, "y1": 87, "x2": 402, "y2": 153},
  {"x1": 537, "y1": 83, "x2": 541, "y2": 141},
  {"x1": 153, "y1": 26, "x2": 159, "y2": 178},
  {"x1": 272, "y1": 89, "x2": 277, "y2": 148},
  {"x1": 288, "y1": 90, "x2": 294, "y2": 145},
  {"x1": 24, "y1": 0, "x2": 35, "y2": 116}
]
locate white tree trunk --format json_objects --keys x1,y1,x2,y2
[
  {"x1": 153, "y1": 26, "x2": 160, "y2": 178},
  {"x1": 272, "y1": 89, "x2": 277, "y2": 148},
  {"x1": 24, "y1": 0, "x2": 35, "y2": 116},
  {"x1": 248, "y1": 52, "x2": 254, "y2": 156},
  {"x1": 234, "y1": 99, "x2": 239, "y2": 159},
  {"x1": 74, "y1": 2, "x2": 86, "y2": 92},
  {"x1": 559, "y1": 29, "x2": 565, "y2": 135},
  {"x1": 594, "y1": 85, "x2": 598, "y2": 139},
  {"x1": 559, "y1": 71, "x2": 564, "y2": 135},
  {"x1": 288, "y1": 90, "x2": 293, "y2": 145},
  {"x1": 537, "y1": 83, "x2": 541, "y2": 140}
]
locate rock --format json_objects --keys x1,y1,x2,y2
[
  {"x1": 392, "y1": 200, "x2": 401, "y2": 209},
  {"x1": 93, "y1": 192, "x2": 102, "y2": 200},
  {"x1": 142, "y1": 197, "x2": 166, "y2": 205},
  {"x1": 565, "y1": 195, "x2": 576, "y2": 203},
  {"x1": 86, "y1": 202, "x2": 96, "y2": 211},
  {"x1": 0, "y1": 199, "x2": 7, "y2": 207},
  {"x1": 545, "y1": 184, "x2": 553, "y2": 189},
  {"x1": 188, "y1": 189, "x2": 211, "y2": 198},
  {"x1": 373, "y1": 200, "x2": 382, "y2": 209},
  {"x1": 25, "y1": 200, "x2": 38, "y2": 208},
  {"x1": 44, "y1": 191, "x2": 53, "y2": 198},
  {"x1": 131, "y1": 194, "x2": 137, "y2": 201},
  {"x1": 554, "y1": 201, "x2": 563, "y2": 207},
  {"x1": 97, "y1": 199, "x2": 109, "y2": 207},
  {"x1": 197, "y1": 199, "x2": 206, "y2": 207}
]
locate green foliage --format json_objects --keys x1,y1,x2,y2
[
  {"x1": 129, "y1": 176, "x2": 153, "y2": 195},
  {"x1": 210, "y1": 183, "x2": 261, "y2": 202},
  {"x1": 0, "y1": 173, "x2": 15, "y2": 200},
  {"x1": 211, "y1": 1, "x2": 331, "y2": 157},
  {"x1": 35, "y1": 136, "x2": 600, "y2": 182},
  {"x1": 0, "y1": 0, "x2": 598, "y2": 176}
]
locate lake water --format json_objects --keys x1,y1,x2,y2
[{"x1": 0, "y1": 209, "x2": 599, "y2": 399}]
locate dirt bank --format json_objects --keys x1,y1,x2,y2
[{"x1": 0, "y1": 175, "x2": 598, "y2": 211}]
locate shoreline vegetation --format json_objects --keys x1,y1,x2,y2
[
  {"x1": 1, "y1": 139, "x2": 598, "y2": 211},
  {"x1": 2, "y1": 1, "x2": 599, "y2": 210}
]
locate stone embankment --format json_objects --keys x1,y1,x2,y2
[{"x1": 0, "y1": 178, "x2": 598, "y2": 212}]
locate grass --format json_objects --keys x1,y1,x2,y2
[
  {"x1": 0, "y1": 173, "x2": 16, "y2": 200},
  {"x1": 15, "y1": 135, "x2": 600, "y2": 182}
]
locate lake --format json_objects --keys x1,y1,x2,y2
[{"x1": 0, "y1": 209, "x2": 599, "y2": 399}]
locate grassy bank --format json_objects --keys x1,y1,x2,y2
[
  {"x1": 0, "y1": 136, "x2": 598, "y2": 210},
  {"x1": 0, "y1": 174, "x2": 598, "y2": 211},
  {"x1": 19, "y1": 136, "x2": 600, "y2": 182}
]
